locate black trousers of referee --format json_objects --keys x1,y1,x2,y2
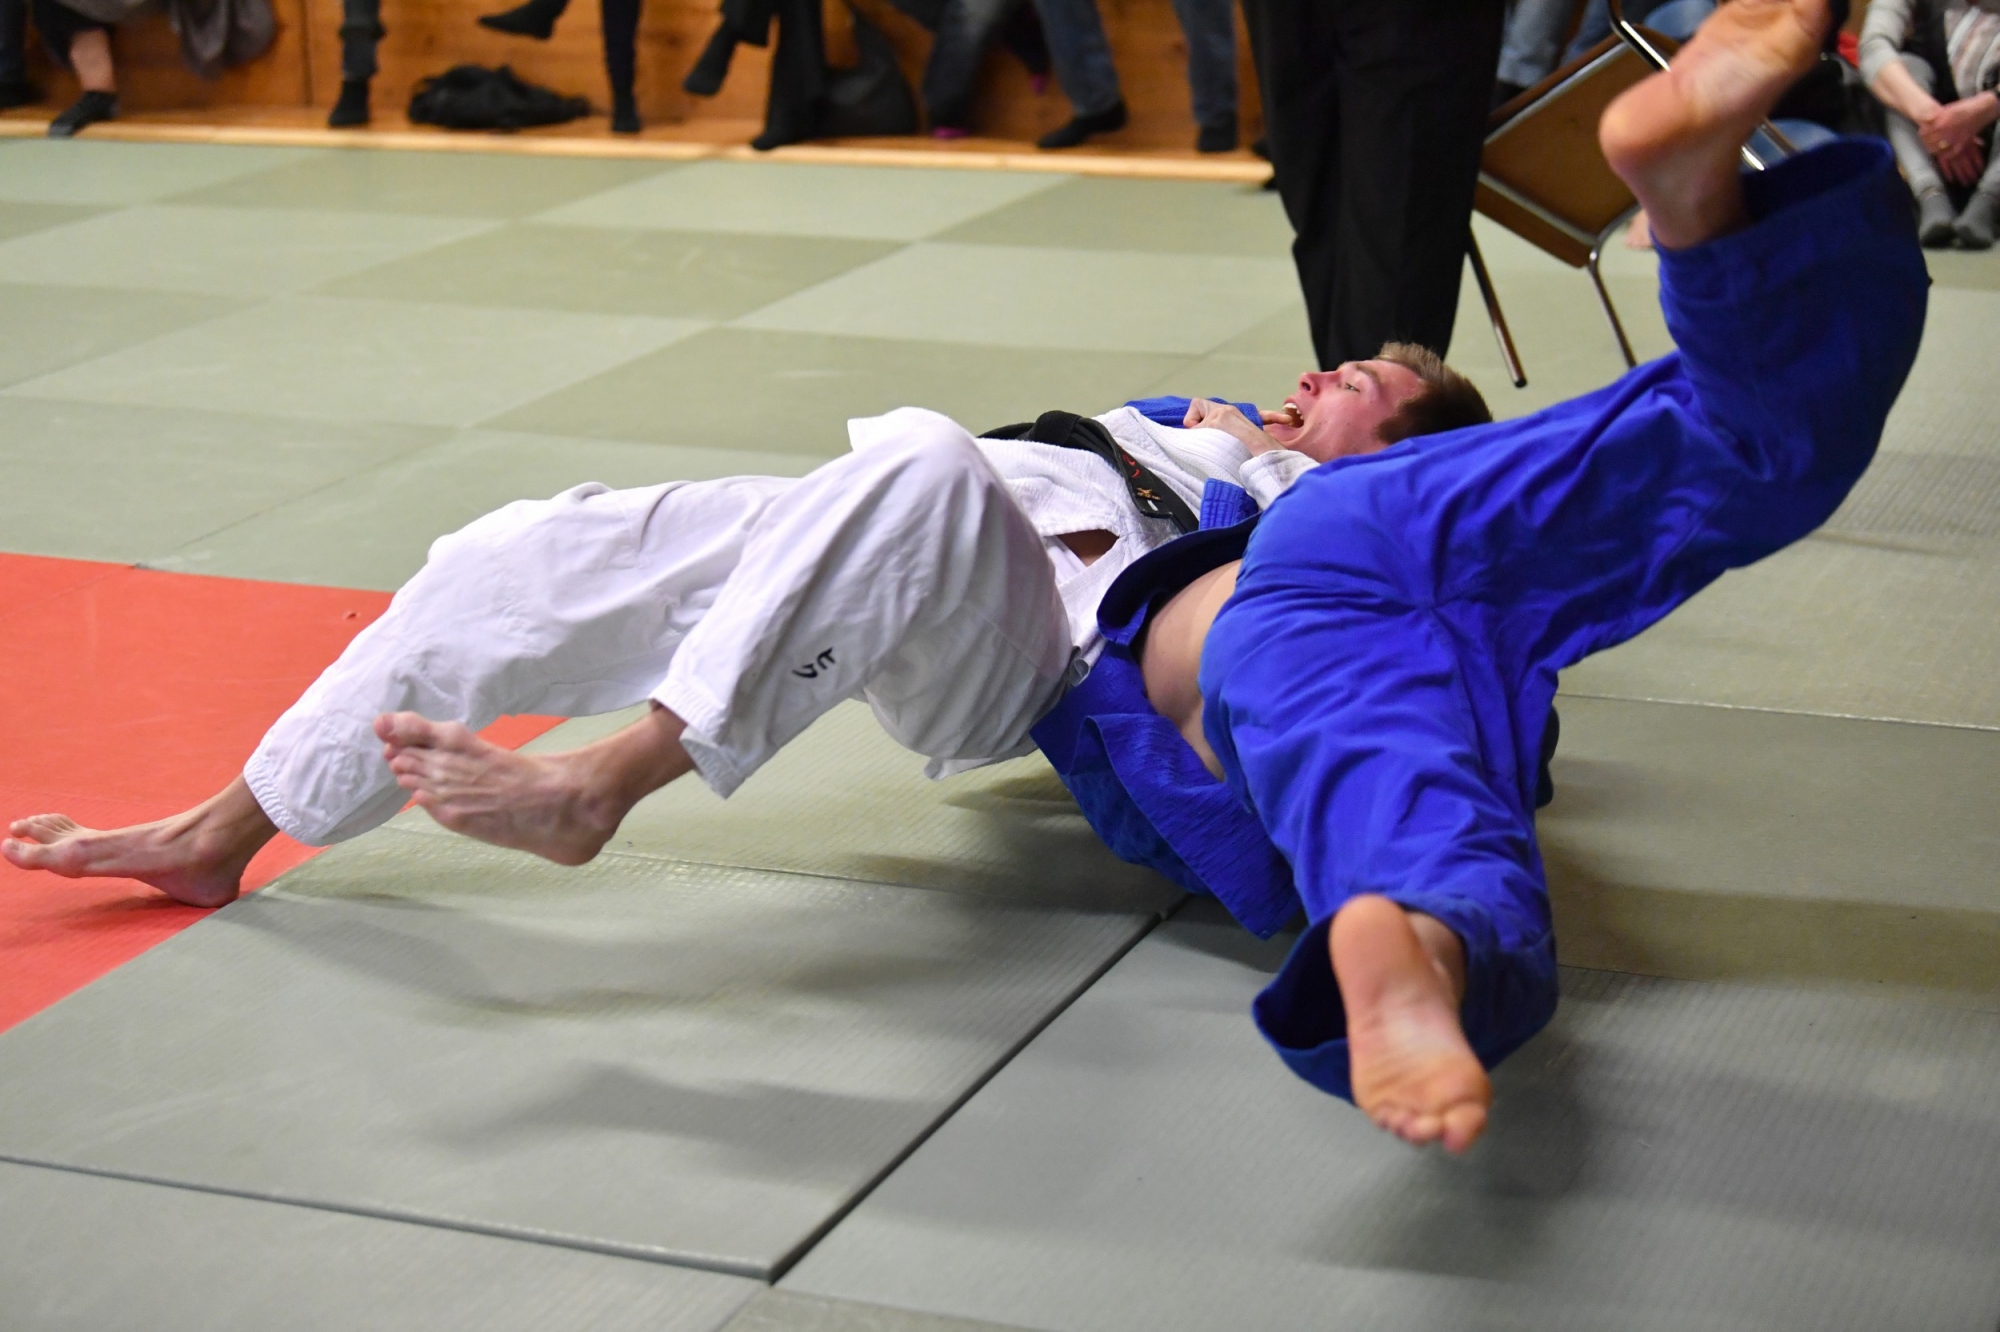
[{"x1": 1243, "y1": 0, "x2": 1506, "y2": 370}]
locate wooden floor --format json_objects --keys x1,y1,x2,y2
[{"x1": 0, "y1": 103, "x2": 1272, "y2": 182}]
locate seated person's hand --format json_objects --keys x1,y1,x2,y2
[
  {"x1": 1924, "y1": 95, "x2": 1998, "y2": 166},
  {"x1": 1940, "y1": 136, "x2": 1987, "y2": 185},
  {"x1": 1182, "y1": 397, "x2": 1295, "y2": 456}
]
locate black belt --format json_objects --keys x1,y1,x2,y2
[{"x1": 982, "y1": 410, "x2": 1198, "y2": 535}]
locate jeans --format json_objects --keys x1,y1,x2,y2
[{"x1": 1032, "y1": 0, "x2": 1237, "y2": 126}]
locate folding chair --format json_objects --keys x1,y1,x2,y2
[{"x1": 1467, "y1": 0, "x2": 1794, "y2": 387}]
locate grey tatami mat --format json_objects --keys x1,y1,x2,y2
[
  {"x1": 722, "y1": 1291, "x2": 1037, "y2": 1332},
  {"x1": 0, "y1": 831, "x2": 1154, "y2": 1277},
  {"x1": 784, "y1": 903, "x2": 2000, "y2": 1332},
  {"x1": 394, "y1": 702, "x2": 1181, "y2": 917},
  {"x1": 0, "y1": 1160, "x2": 756, "y2": 1332},
  {"x1": 1541, "y1": 695, "x2": 2000, "y2": 998}
]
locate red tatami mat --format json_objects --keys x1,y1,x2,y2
[{"x1": 0, "y1": 555, "x2": 562, "y2": 1033}]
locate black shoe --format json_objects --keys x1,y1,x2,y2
[
  {"x1": 47, "y1": 90, "x2": 115, "y2": 138},
  {"x1": 478, "y1": 0, "x2": 566, "y2": 39},
  {"x1": 610, "y1": 91, "x2": 640, "y2": 134},
  {"x1": 0, "y1": 79, "x2": 40, "y2": 110},
  {"x1": 1037, "y1": 98, "x2": 1125, "y2": 149},
  {"x1": 327, "y1": 78, "x2": 370, "y2": 128},
  {"x1": 1195, "y1": 112, "x2": 1236, "y2": 154},
  {"x1": 1249, "y1": 134, "x2": 1269, "y2": 160},
  {"x1": 681, "y1": 24, "x2": 737, "y2": 96}
]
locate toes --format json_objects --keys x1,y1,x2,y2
[
  {"x1": 1441, "y1": 1103, "x2": 1489, "y2": 1155},
  {"x1": 375, "y1": 711, "x2": 443, "y2": 750}
]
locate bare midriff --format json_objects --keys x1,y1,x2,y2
[{"x1": 1139, "y1": 559, "x2": 1241, "y2": 779}]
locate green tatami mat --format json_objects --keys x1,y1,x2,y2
[
  {"x1": 0, "y1": 283, "x2": 245, "y2": 390},
  {"x1": 167, "y1": 151, "x2": 673, "y2": 219},
  {"x1": 1561, "y1": 531, "x2": 2000, "y2": 728},
  {"x1": 0, "y1": 205, "x2": 493, "y2": 297},
  {"x1": 407, "y1": 702, "x2": 1181, "y2": 917},
  {"x1": 319, "y1": 225, "x2": 900, "y2": 321},
  {"x1": 534, "y1": 162, "x2": 1066, "y2": 242},
  {"x1": 0, "y1": 1161, "x2": 756, "y2": 1332},
  {"x1": 0, "y1": 830, "x2": 1152, "y2": 1277},
  {"x1": 1541, "y1": 697, "x2": 2000, "y2": 997},
  {"x1": 784, "y1": 903, "x2": 2000, "y2": 1332},
  {"x1": 0, "y1": 141, "x2": 317, "y2": 206},
  {"x1": 486, "y1": 328, "x2": 1191, "y2": 457},
  {"x1": 0, "y1": 397, "x2": 443, "y2": 566},
  {"x1": 12, "y1": 295, "x2": 703, "y2": 428},
  {"x1": 733, "y1": 244, "x2": 1298, "y2": 355},
  {"x1": 931, "y1": 177, "x2": 1294, "y2": 257},
  {"x1": 151, "y1": 432, "x2": 816, "y2": 591}
]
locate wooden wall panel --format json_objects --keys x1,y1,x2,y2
[
  {"x1": 20, "y1": 0, "x2": 1264, "y2": 151},
  {"x1": 28, "y1": 0, "x2": 313, "y2": 110}
]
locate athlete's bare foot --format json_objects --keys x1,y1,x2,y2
[
  {"x1": 1333, "y1": 895, "x2": 1492, "y2": 1154},
  {"x1": 377, "y1": 705, "x2": 693, "y2": 866},
  {"x1": 1, "y1": 778, "x2": 278, "y2": 908},
  {"x1": 1599, "y1": 0, "x2": 1829, "y2": 249}
]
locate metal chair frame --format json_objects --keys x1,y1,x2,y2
[{"x1": 1470, "y1": 0, "x2": 1795, "y2": 387}]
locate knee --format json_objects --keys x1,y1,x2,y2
[{"x1": 854, "y1": 411, "x2": 996, "y2": 503}]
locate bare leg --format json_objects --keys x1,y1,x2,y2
[
  {"x1": 1598, "y1": 0, "x2": 1828, "y2": 250},
  {"x1": 1333, "y1": 896, "x2": 1490, "y2": 1153},
  {"x1": 69, "y1": 28, "x2": 114, "y2": 92},
  {"x1": 377, "y1": 703, "x2": 693, "y2": 866},
  {"x1": 2, "y1": 778, "x2": 277, "y2": 908}
]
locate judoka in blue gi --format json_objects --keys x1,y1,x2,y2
[{"x1": 7, "y1": 0, "x2": 1927, "y2": 1155}]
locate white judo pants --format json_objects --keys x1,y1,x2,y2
[{"x1": 243, "y1": 409, "x2": 1080, "y2": 846}]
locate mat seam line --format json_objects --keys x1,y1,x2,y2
[
  {"x1": 362, "y1": 823, "x2": 1174, "y2": 918},
  {"x1": 1556, "y1": 690, "x2": 2000, "y2": 734},
  {"x1": 0, "y1": 1151, "x2": 768, "y2": 1279},
  {"x1": 762, "y1": 907, "x2": 1169, "y2": 1284}
]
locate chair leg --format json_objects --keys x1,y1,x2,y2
[
  {"x1": 1467, "y1": 232, "x2": 1526, "y2": 388},
  {"x1": 1587, "y1": 240, "x2": 1637, "y2": 369}
]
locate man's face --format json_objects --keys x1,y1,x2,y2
[{"x1": 1263, "y1": 360, "x2": 1426, "y2": 464}]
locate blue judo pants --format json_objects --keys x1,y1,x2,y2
[{"x1": 1201, "y1": 140, "x2": 1929, "y2": 1099}]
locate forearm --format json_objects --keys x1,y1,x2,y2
[
  {"x1": 1869, "y1": 56, "x2": 1939, "y2": 123},
  {"x1": 1855, "y1": 0, "x2": 1914, "y2": 87}
]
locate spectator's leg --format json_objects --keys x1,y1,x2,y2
[
  {"x1": 600, "y1": 0, "x2": 642, "y2": 131},
  {"x1": 0, "y1": 0, "x2": 35, "y2": 106},
  {"x1": 328, "y1": 0, "x2": 383, "y2": 127},
  {"x1": 1951, "y1": 131, "x2": 2000, "y2": 249},
  {"x1": 1494, "y1": 0, "x2": 1575, "y2": 98},
  {"x1": 478, "y1": 0, "x2": 572, "y2": 41},
  {"x1": 1881, "y1": 54, "x2": 1956, "y2": 244},
  {"x1": 1169, "y1": 0, "x2": 1238, "y2": 150},
  {"x1": 921, "y1": 0, "x2": 1013, "y2": 131},
  {"x1": 1031, "y1": 0, "x2": 1126, "y2": 146},
  {"x1": 39, "y1": 2, "x2": 116, "y2": 138}
]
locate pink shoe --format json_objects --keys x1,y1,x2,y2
[
  {"x1": 1030, "y1": 74, "x2": 1049, "y2": 95},
  {"x1": 930, "y1": 125, "x2": 970, "y2": 140}
]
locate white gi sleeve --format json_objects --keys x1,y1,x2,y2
[{"x1": 1240, "y1": 448, "x2": 1319, "y2": 510}]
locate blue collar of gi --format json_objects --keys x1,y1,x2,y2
[
  {"x1": 1097, "y1": 513, "x2": 1258, "y2": 648},
  {"x1": 1030, "y1": 513, "x2": 1300, "y2": 938}
]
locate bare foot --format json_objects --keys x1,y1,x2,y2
[
  {"x1": 377, "y1": 706, "x2": 692, "y2": 867},
  {"x1": 1333, "y1": 895, "x2": 1492, "y2": 1154},
  {"x1": 1599, "y1": 0, "x2": 1828, "y2": 249},
  {"x1": 1, "y1": 778, "x2": 278, "y2": 908}
]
